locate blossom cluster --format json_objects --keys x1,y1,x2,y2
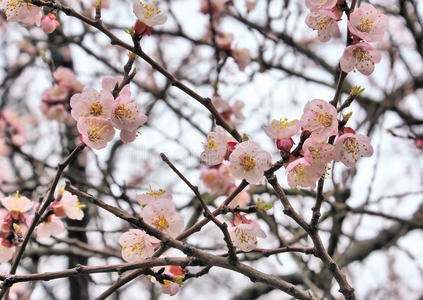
[
  {"x1": 305, "y1": 1, "x2": 388, "y2": 75},
  {"x1": 265, "y1": 99, "x2": 373, "y2": 189},
  {"x1": 70, "y1": 76, "x2": 148, "y2": 149},
  {"x1": 119, "y1": 188, "x2": 184, "y2": 295},
  {"x1": 0, "y1": 109, "x2": 27, "y2": 154},
  {"x1": 41, "y1": 67, "x2": 84, "y2": 124},
  {"x1": 0, "y1": 0, "x2": 60, "y2": 33},
  {"x1": 0, "y1": 189, "x2": 83, "y2": 262}
]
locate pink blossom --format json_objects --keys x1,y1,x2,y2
[
  {"x1": 140, "y1": 199, "x2": 184, "y2": 237},
  {"x1": 416, "y1": 139, "x2": 423, "y2": 150},
  {"x1": 1, "y1": 191, "x2": 33, "y2": 214},
  {"x1": 0, "y1": 243, "x2": 14, "y2": 263},
  {"x1": 348, "y1": 3, "x2": 388, "y2": 42},
  {"x1": 37, "y1": 215, "x2": 65, "y2": 238},
  {"x1": 201, "y1": 126, "x2": 228, "y2": 166},
  {"x1": 305, "y1": 0, "x2": 336, "y2": 10},
  {"x1": 137, "y1": 187, "x2": 172, "y2": 208},
  {"x1": 92, "y1": 0, "x2": 110, "y2": 8},
  {"x1": 229, "y1": 222, "x2": 266, "y2": 252},
  {"x1": 151, "y1": 265, "x2": 183, "y2": 296},
  {"x1": 334, "y1": 133, "x2": 373, "y2": 168},
  {"x1": 70, "y1": 88, "x2": 114, "y2": 121},
  {"x1": 40, "y1": 103, "x2": 73, "y2": 124},
  {"x1": 276, "y1": 138, "x2": 295, "y2": 153},
  {"x1": 133, "y1": 0, "x2": 167, "y2": 28},
  {"x1": 118, "y1": 229, "x2": 159, "y2": 262},
  {"x1": 229, "y1": 141, "x2": 272, "y2": 185},
  {"x1": 302, "y1": 138, "x2": 334, "y2": 169},
  {"x1": 0, "y1": 0, "x2": 42, "y2": 25},
  {"x1": 41, "y1": 86, "x2": 69, "y2": 102},
  {"x1": 264, "y1": 118, "x2": 300, "y2": 140},
  {"x1": 0, "y1": 109, "x2": 27, "y2": 146},
  {"x1": 200, "y1": 163, "x2": 234, "y2": 195},
  {"x1": 285, "y1": 157, "x2": 323, "y2": 189},
  {"x1": 41, "y1": 13, "x2": 60, "y2": 34},
  {"x1": 340, "y1": 41, "x2": 381, "y2": 75},
  {"x1": 111, "y1": 94, "x2": 148, "y2": 134},
  {"x1": 53, "y1": 67, "x2": 84, "y2": 93},
  {"x1": 299, "y1": 99, "x2": 338, "y2": 141},
  {"x1": 227, "y1": 186, "x2": 250, "y2": 209},
  {"x1": 232, "y1": 48, "x2": 251, "y2": 71},
  {"x1": 305, "y1": 8, "x2": 340, "y2": 42},
  {"x1": 61, "y1": 191, "x2": 85, "y2": 220},
  {"x1": 102, "y1": 75, "x2": 131, "y2": 98},
  {"x1": 77, "y1": 117, "x2": 116, "y2": 150}
]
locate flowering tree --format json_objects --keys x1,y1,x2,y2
[{"x1": 0, "y1": 0, "x2": 422, "y2": 299}]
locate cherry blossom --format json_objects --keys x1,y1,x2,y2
[
  {"x1": 77, "y1": 117, "x2": 116, "y2": 150},
  {"x1": 0, "y1": 243, "x2": 14, "y2": 263},
  {"x1": 151, "y1": 264, "x2": 184, "y2": 296},
  {"x1": 302, "y1": 138, "x2": 334, "y2": 169},
  {"x1": 70, "y1": 88, "x2": 114, "y2": 121},
  {"x1": 111, "y1": 94, "x2": 148, "y2": 141},
  {"x1": 41, "y1": 13, "x2": 60, "y2": 34},
  {"x1": 285, "y1": 157, "x2": 323, "y2": 189},
  {"x1": 264, "y1": 118, "x2": 300, "y2": 140},
  {"x1": 118, "y1": 229, "x2": 159, "y2": 262},
  {"x1": 137, "y1": 187, "x2": 172, "y2": 208},
  {"x1": 1, "y1": 191, "x2": 33, "y2": 222},
  {"x1": 299, "y1": 99, "x2": 338, "y2": 141},
  {"x1": 102, "y1": 75, "x2": 131, "y2": 98},
  {"x1": 37, "y1": 215, "x2": 65, "y2": 238},
  {"x1": 232, "y1": 48, "x2": 251, "y2": 71},
  {"x1": 40, "y1": 104, "x2": 73, "y2": 124},
  {"x1": 334, "y1": 133, "x2": 373, "y2": 168},
  {"x1": 305, "y1": 8, "x2": 340, "y2": 42},
  {"x1": 227, "y1": 186, "x2": 250, "y2": 209},
  {"x1": 58, "y1": 191, "x2": 85, "y2": 220},
  {"x1": 348, "y1": 3, "x2": 388, "y2": 42},
  {"x1": 201, "y1": 126, "x2": 228, "y2": 166},
  {"x1": 41, "y1": 86, "x2": 69, "y2": 102},
  {"x1": 133, "y1": 0, "x2": 167, "y2": 28},
  {"x1": 229, "y1": 221, "x2": 266, "y2": 252},
  {"x1": 340, "y1": 41, "x2": 381, "y2": 76},
  {"x1": 305, "y1": 0, "x2": 336, "y2": 10},
  {"x1": 229, "y1": 141, "x2": 272, "y2": 185},
  {"x1": 140, "y1": 199, "x2": 184, "y2": 237},
  {"x1": 200, "y1": 163, "x2": 234, "y2": 195},
  {"x1": 1, "y1": 109, "x2": 27, "y2": 147},
  {"x1": 0, "y1": 0, "x2": 42, "y2": 25},
  {"x1": 53, "y1": 67, "x2": 84, "y2": 93}
]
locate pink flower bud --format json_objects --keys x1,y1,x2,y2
[
  {"x1": 41, "y1": 14, "x2": 60, "y2": 34},
  {"x1": 416, "y1": 139, "x2": 423, "y2": 150},
  {"x1": 276, "y1": 138, "x2": 294, "y2": 152},
  {"x1": 52, "y1": 201, "x2": 66, "y2": 218}
]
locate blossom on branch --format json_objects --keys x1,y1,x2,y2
[
  {"x1": 285, "y1": 157, "x2": 323, "y2": 189},
  {"x1": 133, "y1": 0, "x2": 167, "y2": 35},
  {"x1": 305, "y1": 8, "x2": 340, "y2": 42},
  {"x1": 70, "y1": 88, "x2": 114, "y2": 121},
  {"x1": 229, "y1": 215, "x2": 266, "y2": 252},
  {"x1": 119, "y1": 229, "x2": 159, "y2": 262},
  {"x1": 77, "y1": 117, "x2": 116, "y2": 150},
  {"x1": 264, "y1": 118, "x2": 300, "y2": 140},
  {"x1": 305, "y1": 0, "x2": 336, "y2": 10},
  {"x1": 348, "y1": 3, "x2": 388, "y2": 42},
  {"x1": 302, "y1": 138, "x2": 334, "y2": 170},
  {"x1": 137, "y1": 187, "x2": 172, "y2": 208},
  {"x1": 40, "y1": 13, "x2": 60, "y2": 34},
  {"x1": 0, "y1": 0, "x2": 42, "y2": 25},
  {"x1": 201, "y1": 126, "x2": 228, "y2": 166},
  {"x1": 334, "y1": 133, "x2": 373, "y2": 168},
  {"x1": 340, "y1": 41, "x2": 381, "y2": 75},
  {"x1": 37, "y1": 215, "x2": 65, "y2": 239},
  {"x1": 299, "y1": 99, "x2": 338, "y2": 141},
  {"x1": 229, "y1": 141, "x2": 272, "y2": 185}
]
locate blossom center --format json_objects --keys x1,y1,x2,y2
[
  {"x1": 240, "y1": 155, "x2": 256, "y2": 171},
  {"x1": 152, "y1": 215, "x2": 169, "y2": 232},
  {"x1": 89, "y1": 102, "x2": 103, "y2": 116}
]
